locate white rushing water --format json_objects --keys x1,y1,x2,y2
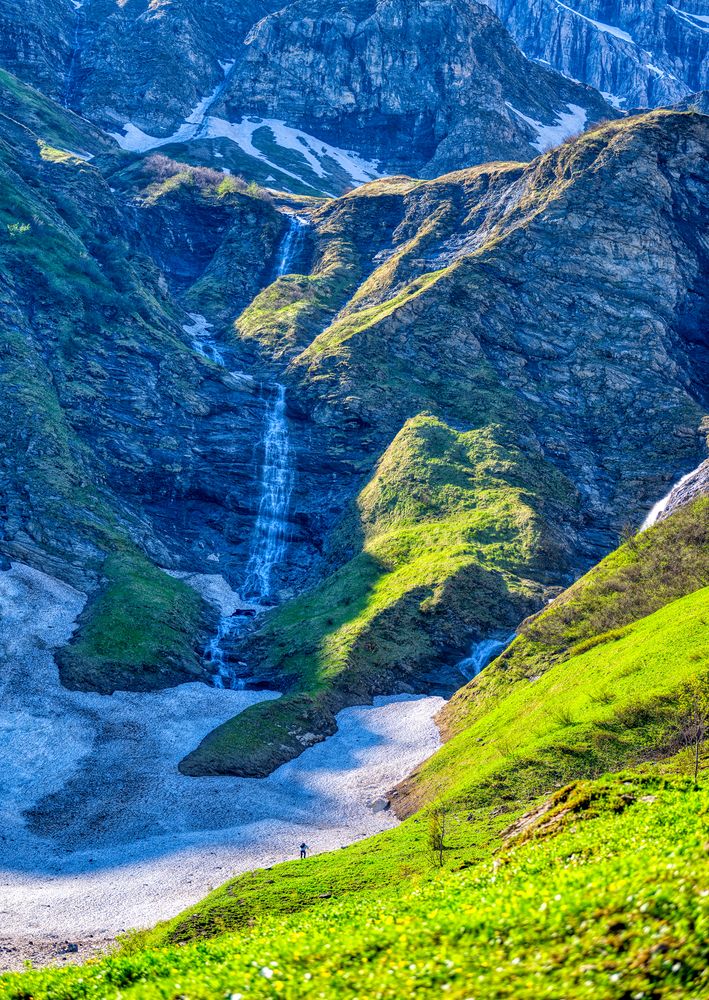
[
  {"x1": 274, "y1": 214, "x2": 308, "y2": 277},
  {"x1": 195, "y1": 381, "x2": 293, "y2": 686},
  {"x1": 458, "y1": 632, "x2": 516, "y2": 681},
  {"x1": 183, "y1": 313, "x2": 226, "y2": 366},
  {"x1": 640, "y1": 459, "x2": 707, "y2": 529},
  {"x1": 242, "y1": 384, "x2": 293, "y2": 602}
]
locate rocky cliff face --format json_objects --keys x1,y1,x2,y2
[
  {"x1": 0, "y1": 0, "x2": 616, "y2": 195},
  {"x1": 0, "y1": 0, "x2": 278, "y2": 128},
  {"x1": 479, "y1": 0, "x2": 709, "y2": 109},
  {"x1": 218, "y1": 0, "x2": 614, "y2": 178}
]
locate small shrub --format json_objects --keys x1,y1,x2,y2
[{"x1": 427, "y1": 801, "x2": 448, "y2": 868}]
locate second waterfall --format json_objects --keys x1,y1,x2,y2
[
  {"x1": 242, "y1": 383, "x2": 293, "y2": 602},
  {"x1": 207, "y1": 382, "x2": 293, "y2": 687}
]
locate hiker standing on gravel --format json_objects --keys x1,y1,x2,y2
[{"x1": 300, "y1": 842, "x2": 309, "y2": 859}]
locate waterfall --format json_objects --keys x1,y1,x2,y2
[
  {"x1": 205, "y1": 383, "x2": 293, "y2": 687},
  {"x1": 205, "y1": 616, "x2": 244, "y2": 690},
  {"x1": 274, "y1": 215, "x2": 307, "y2": 278},
  {"x1": 458, "y1": 632, "x2": 516, "y2": 681},
  {"x1": 63, "y1": 2, "x2": 86, "y2": 109},
  {"x1": 242, "y1": 384, "x2": 293, "y2": 601},
  {"x1": 640, "y1": 459, "x2": 707, "y2": 530},
  {"x1": 183, "y1": 313, "x2": 226, "y2": 366}
]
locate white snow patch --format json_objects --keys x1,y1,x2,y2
[
  {"x1": 0, "y1": 562, "x2": 444, "y2": 942},
  {"x1": 62, "y1": 149, "x2": 95, "y2": 162},
  {"x1": 601, "y1": 91, "x2": 626, "y2": 109},
  {"x1": 202, "y1": 116, "x2": 380, "y2": 188},
  {"x1": 506, "y1": 102, "x2": 588, "y2": 153},
  {"x1": 668, "y1": 5, "x2": 709, "y2": 30},
  {"x1": 109, "y1": 81, "x2": 224, "y2": 154},
  {"x1": 163, "y1": 571, "x2": 250, "y2": 617},
  {"x1": 111, "y1": 102, "x2": 380, "y2": 190},
  {"x1": 555, "y1": 0, "x2": 636, "y2": 42},
  {"x1": 183, "y1": 312, "x2": 226, "y2": 366}
]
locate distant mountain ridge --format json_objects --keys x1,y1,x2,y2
[{"x1": 479, "y1": 0, "x2": 709, "y2": 109}]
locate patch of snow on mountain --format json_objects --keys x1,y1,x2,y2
[
  {"x1": 601, "y1": 91, "x2": 626, "y2": 108},
  {"x1": 554, "y1": 0, "x2": 636, "y2": 42},
  {"x1": 111, "y1": 103, "x2": 380, "y2": 190},
  {"x1": 667, "y1": 5, "x2": 709, "y2": 31},
  {"x1": 506, "y1": 102, "x2": 588, "y2": 153}
]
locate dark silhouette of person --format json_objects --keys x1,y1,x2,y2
[{"x1": 300, "y1": 842, "x2": 309, "y2": 859}]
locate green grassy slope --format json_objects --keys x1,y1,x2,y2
[
  {"x1": 151, "y1": 499, "x2": 707, "y2": 945},
  {"x1": 146, "y1": 589, "x2": 709, "y2": 949},
  {"x1": 180, "y1": 413, "x2": 576, "y2": 776},
  {"x1": 4, "y1": 771, "x2": 708, "y2": 999},
  {"x1": 0, "y1": 68, "x2": 115, "y2": 161},
  {"x1": 399, "y1": 496, "x2": 708, "y2": 809}
]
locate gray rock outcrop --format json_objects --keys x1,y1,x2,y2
[{"x1": 479, "y1": 0, "x2": 709, "y2": 109}]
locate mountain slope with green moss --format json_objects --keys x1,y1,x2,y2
[
  {"x1": 50, "y1": 494, "x2": 703, "y2": 981},
  {"x1": 181, "y1": 413, "x2": 577, "y2": 775},
  {"x1": 0, "y1": 499, "x2": 709, "y2": 1000}
]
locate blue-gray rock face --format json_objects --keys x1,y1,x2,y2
[
  {"x1": 0, "y1": 0, "x2": 615, "y2": 185},
  {"x1": 219, "y1": 0, "x2": 615, "y2": 176},
  {"x1": 478, "y1": 0, "x2": 709, "y2": 109}
]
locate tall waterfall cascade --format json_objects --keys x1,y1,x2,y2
[
  {"x1": 208, "y1": 383, "x2": 294, "y2": 688},
  {"x1": 275, "y1": 215, "x2": 308, "y2": 277},
  {"x1": 63, "y1": 0, "x2": 86, "y2": 109},
  {"x1": 242, "y1": 384, "x2": 293, "y2": 601}
]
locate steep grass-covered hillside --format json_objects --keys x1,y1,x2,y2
[{"x1": 5, "y1": 497, "x2": 703, "y2": 996}]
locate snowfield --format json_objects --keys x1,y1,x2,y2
[
  {"x1": 110, "y1": 105, "x2": 381, "y2": 193},
  {"x1": 0, "y1": 563, "x2": 443, "y2": 966},
  {"x1": 506, "y1": 101, "x2": 588, "y2": 153}
]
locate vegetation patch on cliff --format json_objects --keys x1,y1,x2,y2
[
  {"x1": 57, "y1": 554, "x2": 214, "y2": 693},
  {"x1": 180, "y1": 413, "x2": 576, "y2": 776}
]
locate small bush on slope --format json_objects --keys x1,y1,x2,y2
[{"x1": 3, "y1": 773, "x2": 708, "y2": 999}]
